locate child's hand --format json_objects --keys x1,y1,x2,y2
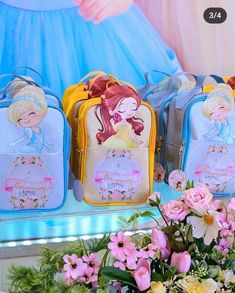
[{"x1": 75, "y1": 0, "x2": 133, "y2": 24}]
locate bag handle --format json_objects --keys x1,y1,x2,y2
[
  {"x1": 0, "y1": 74, "x2": 60, "y2": 107},
  {"x1": 175, "y1": 74, "x2": 225, "y2": 109},
  {"x1": 13, "y1": 66, "x2": 46, "y2": 85},
  {"x1": 0, "y1": 74, "x2": 41, "y2": 100},
  {"x1": 144, "y1": 70, "x2": 170, "y2": 84},
  {"x1": 78, "y1": 71, "x2": 137, "y2": 93}
]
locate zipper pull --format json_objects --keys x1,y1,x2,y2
[
  {"x1": 178, "y1": 140, "x2": 185, "y2": 169},
  {"x1": 156, "y1": 136, "x2": 163, "y2": 162}
]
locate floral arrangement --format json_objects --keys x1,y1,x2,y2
[{"x1": 8, "y1": 187, "x2": 235, "y2": 293}]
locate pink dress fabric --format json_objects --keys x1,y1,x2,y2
[{"x1": 135, "y1": 0, "x2": 235, "y2": 76}]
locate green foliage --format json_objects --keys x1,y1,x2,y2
[
  {"x1": 86, "y1": 234, "x2": 111, "y2": 253},
  {"x1": 8, "y1": 265, "x2": 49, "y2": 293},
  {"x1": 71, "y1": 285, "x2": 90, "y2": 293},
  {"x1": 186, "y1": 180, "x2": 194, "y2": 190},
  {"x1": 100, "y1": 267, "x2": 137, "y2": 289}
]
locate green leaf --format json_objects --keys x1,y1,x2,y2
[
  {"x1": 119, "y1": 216, "x2": 128, "y2": 224},
  {"x1": 141, "y1": 211, "x2": 156, "y2": 218},
  {"x1": 99, "y1": 275, "x2": 109, "y2": 288},
  {"x1": 128, "y1": 213, "x2": 140, "y2": 224},
  {"x1": 162, "y1": 224, "x2": 179, "y2": 236},
  {"x1": 101, "y1": 267, "x2": 137, "y2": 288},
  {"x1": 186, "y1": 180, "x2": 191, "y2": 190},
  {"x1": 164, "y1": 266, "x2": 177, "y2": 280},
  {"x1": 71, "y1": 285, "x2": 90, "y2": 293},
  {"x1": 151, "y1": 272, "x2": 164, "y2": 282},
  {"x1": 97, "y1": 288, "x2": 109, "y2": 293},
  {"x1": 207, "y1": 266, "x2": 220, "y2": 279}
]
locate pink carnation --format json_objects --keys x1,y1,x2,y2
[
  {"x1": 184, "y1": 187, "x2": 213, "y2": 213},
  {"x1": 162, "y1": 199, "x2": 189, "y2": 221}
]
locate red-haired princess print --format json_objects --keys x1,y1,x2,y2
[{"x1": 95, "y1": 85, "x2": 144, "y2": 148}]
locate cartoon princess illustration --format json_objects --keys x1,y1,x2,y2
[
  {"x1": 8, "y1": 84, "x2": 52, "y2": 153},
  {"x1": 202, "y1": 84, "x2": 235, "y2": 144},
  {"x1": 95, "y1": 85, "x2": 144, "y2": 148}
]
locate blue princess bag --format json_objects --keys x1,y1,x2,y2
[
  {"x1": 0, "y1": 76, "x2": 71, "y2": 211},
  {"x1": 165, "y1": 75, "x2": 235, "y2": 195}
]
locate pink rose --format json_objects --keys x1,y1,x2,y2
[
  {"x1": 184, "y1": 187, "x2": 213, "y2": 213},
  {"x1": 133, "y1": 258, "x2": 151, "y2": 291},
  {"x1": 170, "y1": 251, "x2": 191, "y2": 273},
  {"x1": 151, "y1": 228, "x2": 171, "y2": 259},
  {"x1": 162, "y1": 200, "x2": 189, "y2": 221}
]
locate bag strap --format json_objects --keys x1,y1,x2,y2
[
  {"x1": 144, "y1": 70, "x2": 170, "y2": 84},
  {"x1": 0, "y1": 75, "x2": 41, "y2": 100},
  {"x1": 0, "y1": 74, "x2": 61, "y2": 107},
  {"x1": 13, "y1": 66, "x2": 46, "y2": 85},
  {"x1": 79, "y1": 71, "x2": 137, "y2": 93},
  {"x1": 175, "y1": 74, "x2": 225, "y2": 109}
]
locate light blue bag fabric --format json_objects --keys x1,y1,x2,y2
[
  {"x1": 0, "y1": 75, "x2": 71, "y2": 212},
  {"x1": 0, "y1": 0, "x2": 181, "y2": 97}
]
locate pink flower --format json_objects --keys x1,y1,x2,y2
[
  {"x1": 133, "y1": 258, "x2": 151, "y2": 291},
  {"x1": 170, "y1": 251, "x2": 191, "y2": 273},
  {"x1": 125, "y1": 249, "x2": 138, "y2": 270},
  {"x1": 79, "y1": 267, "x2": 97, "y2": 284},
  {"x1": 113, "y1": 112, "x2": 122, "y2": 123},
  {"x1": 63, "y1": 275, "x2": 75, "y2": 286},
  {"x1": 151, "y1": 228, "x2": 171, "y2": 259},
  {"x1": 82, "y1": 253, "x2": 101, "y2": 274},
  {"x1": 162, "y1": 199, "x2": 189, "y2": 221},
  {"x1": 23, "y1": 198, "x2": 34, "y2": 208},
  {"x1": 184, "y1": 187, "x2": 213, "y2": 213},
  {"x1": 108, "y1": 232, "x2": 136, "y2": 261},
  {"x1": 228, "y1": 198, "x2": 235, "y2": 210},
  {"x1": 216, "y1": 211, "x2": 235, "y2": 238},
  {"x1": 138, "y1": 243, "x2": 157, "y2": 259},
  {"x1": 111, "y1": 190, "x2": 123, "y2": 200},
  {"x1": 63, "y1": 254, "x2": 87, "y2": 280},
  {"x1": 215, "y1": 239, "x2": 232, "y2": 256},
  {"x1": 112, "y1": 281, "x2": 122, "y2": 293},
  {"x1": 114, "y1": 260, "x2": 126, "y2": 271},
  {"x1": 210, "y1": 199, "x2": 222, "y2": 211}
]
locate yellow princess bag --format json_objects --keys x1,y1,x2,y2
[
  {"x1": 63, "y1": 72, "x2": 156, "y2": 206},
  {"x1": 62, "y1": 71, "x2": 121, "y2": 178}
]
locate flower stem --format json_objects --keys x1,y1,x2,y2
[{"x1": 156, "y1": 205, "x2": 169, "y2": 227}]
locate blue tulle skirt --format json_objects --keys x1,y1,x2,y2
[{"x1": 0, "y1": 0, "x2": 181, "y2": 97}]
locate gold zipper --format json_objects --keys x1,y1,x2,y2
[
  {"x1": 78, "y1": 98, "x2": 100, "y2": 183},
  {"x1": 178, "y1": 140, "x2": 185, "y2": 169},
  {"x1": 156, "y1": 135, "x2": 163, "y2": 162}
]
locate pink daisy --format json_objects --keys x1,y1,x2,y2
[
  {"x1": 108, "y1": 232, "x2": 136, "y2": 261},
  {"x1": 82, "y1": 253, "x2": 101, "y2": 274},
  {"x1": 63, "y1": 254, "x2": 87, "y2": 280},
  {"x1": 79, "y1": 267, "x2": 98, "y2": 284}
]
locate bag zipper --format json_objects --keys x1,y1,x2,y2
[{"x1": 179, "y1": 95, "x2": 207, "y2": 171}]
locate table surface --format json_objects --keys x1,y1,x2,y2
[{"x1": 0, "y1": 182, "x2": 182, "y2": 244}]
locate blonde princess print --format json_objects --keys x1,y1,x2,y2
[
  {"x1": 202, "y1": 84, "x2": 235, "y2": 144},
  {"x1": 8, "y1": 84, "x2": 52, "y2": 153},
  {"x1": 95, "y1": 85, "x2": 144, "y2": 148}
]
